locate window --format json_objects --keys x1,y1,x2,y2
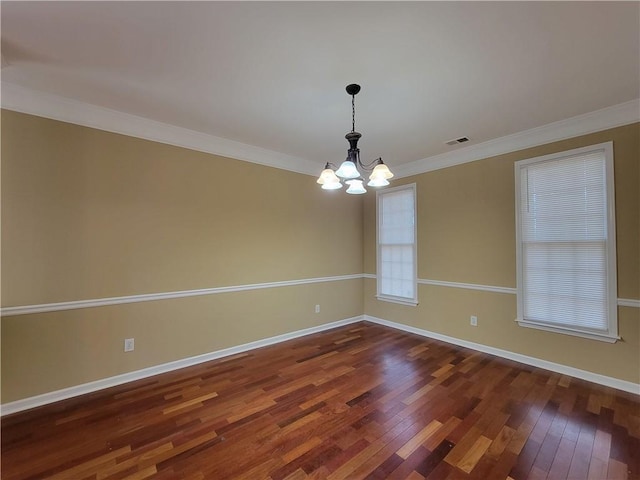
[
  {"x1": 515, "y1": 142, "x2": 618, "y2": 342},
  {"x1": 377, "y1": 184, "x2": 417, "y2": 305}
]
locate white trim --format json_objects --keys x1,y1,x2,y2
[
  {"x1": 375, "y1": 295, "x2": 418, "y2": 307},
  {"x1": 3, "y1": 312, "x2": 638, "y2": 415},
  {"x1": 367, "y1": 274, "x2": 517, "y2": 295},
  {"x1": 393, "y1": 99, "x2": 640, "y2": 178},
  {"x1": 417, "y1": 278, "x2": 516, "y2": 295},
  {"x1": 516, "y1": 319, "x2": 619, "y2": 344},
  {"x1": 4, "y1": 275, "x2": 637, "y2": 318},
  {"x1": 0, "y1": 82, "x2": 319, "y2": 177},
  {"x1": 368, "y1": 275, "x2": 639, "y2": 307},
  {"x1": 364, "y1": 315, "x2": 639, "y2": 395},
  {"x1": 0, "y1": 274, "x2": 363, "y2": 317},
  {"x1": 618, "y1": 298, "x2": 640, "y2": 308},
  {"x1": 0, "y1": 316, "x2": 364, "y2": 416},
  {"x1": 2, "y1": 83, "x2": 637, "y2": 179}
]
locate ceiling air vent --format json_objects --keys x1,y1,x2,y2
[{"x1": 445, "y1": 137, "x2": 469, "y2": 146}]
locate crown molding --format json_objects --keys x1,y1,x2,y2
[
  {"x1": 0, "y1": 82, "x2": 320, "y2": 176},
  {"x1": 2, "y1": 82, "x2": 637, "y2": 179},
  {"x1": 393, "y1": 99, "x2": 640, "y2": 178}
]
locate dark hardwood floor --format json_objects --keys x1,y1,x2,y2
[{"x1": 2, "y1": 322, "x2": 639, "y2": 479}]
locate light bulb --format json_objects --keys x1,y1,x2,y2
[
  {"x1": 317, "y1": 167, "x2": 340, "y2": 185},
  {"x1": 335, "y1": 160, "x2": 360, "y2": 179},
  {"x1": 371, "y1": 162, "x2": 394, "y2": 180},
  {"x1": 345, "y1": 179, "x2": 366, "y2": 194},
  {"x1": 321, "y1": 178, "x2": 342, "y2": 190},
  {"x1": 367, "y1": 177, "x2": 389, "y2": 187}
]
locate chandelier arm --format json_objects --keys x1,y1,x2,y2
[{"x1": 356, "y1": 156, "x2": 383, "y2": 172}]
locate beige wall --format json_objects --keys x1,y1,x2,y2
[
  {"x1": 364, "y1": 123, "x2": 640, "y2": 384},
  {"x1": 1, "y1": 110, "x2": 363, "y2": 402},
  {"x1": 2, "y1": 110, "x2": 638, "y2": 405},
  {"x1": 2, "y1": 281, "x2": 363, "y2": 402}
]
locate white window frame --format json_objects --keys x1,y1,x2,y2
[
  {"x1": 514, "y1": 142, "x2": 618, "y2": 343},
  {"x1": 376, "y1": 183, "x2": 418, "y2": 306}
]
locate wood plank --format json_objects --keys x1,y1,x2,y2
[
  {"x1": 444, "y1": 426, "x2": 482, "y2": 466},
  {"x1": 546, "y1": 436, "x2": 576, "y2": 479},
  {"x1": 607, "y1": 458, "x2": 628, "y2": 480},
  {"x1": 2, "y1": 322, "x2": 638, "y2": 480},
  {"x1": 486, "y1": 425, "x2": 515, "y2": 460},
  {"x1": 48, "y1": 447, "x2": 132, "y2": 480},
  {"x1": 457, "y1": 435, "x2": 492, "y2": 474},
  {"x1": 396, "y1": 420, "x2": 443, "y2": 459},
  {"x1": 162, "y1": 391, "x2": 218, "y2": 414},
  {"x1": 282, "y1": 437, "x2": 324, "y2": 464}
]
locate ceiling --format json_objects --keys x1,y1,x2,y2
[{"x1": 1, "y1": 1, "x2": 639, "y2": 174}]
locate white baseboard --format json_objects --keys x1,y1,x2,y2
[
  {"x1": 0, "y1": 316, "x2": 363, "y2": 416},
  {"x1": 364, "y1": 315, "x2": 640, "y2": 395},
  {"x1": 4, "y1": 313, "x2": 636, "y2": 416}
]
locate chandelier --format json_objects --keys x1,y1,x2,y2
[{"x1": 316, "y1": 84, "x2": 394, "y2": 194}]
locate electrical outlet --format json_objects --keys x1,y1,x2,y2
[
  {"x1": 124, "y1": 338, "x2": 135, "y2": 352},
  {"x1": 315, "y1": 304, "x2": 320, "y2": 314},
  {"x1": 470, "y1": 316, "x2": 478, "y2": 327}
]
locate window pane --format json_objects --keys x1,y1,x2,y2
[
  {"x1": 516, "y1": 144, "x2": 615, "y2": 339},
  {"x1": 378, "y1": 186, "x2": 416, "y2": 303},
  {"x1": 521, "y1": 153, "x2": 607, "y2": 242},
  {"x1": 523, "y1": 242, "x2": 607, "y2": 330}
]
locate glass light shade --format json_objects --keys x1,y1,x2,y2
[
  {"x1": 335, "y1": 160, "x2": 360, "y2": 179},
  {"x1": 367, "y1": 176, "x2": 389, "y2": 187},
  {"x1": 321, "y1": 178, "x2": 343, "y2": 190},
  {"x1": 371, "y1": 163, "x2": 394, "y2": 180},
  {"x1": 317, "y1": 168, "x2": 340, "y2": 185},
  {"x1": 345, "y1": 179, "x2": 366, "y2": 195}
]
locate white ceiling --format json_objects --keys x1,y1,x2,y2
[{"x1": 1, "y1": 1, "x2": 639, "y2": 174}]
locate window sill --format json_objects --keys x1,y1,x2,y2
[
  {"x1": 376, "y1": 295, "x2": 418, "y2": 307},
  {"x1": 516, "y1": 319, "x2": 619, "y2": 343}
]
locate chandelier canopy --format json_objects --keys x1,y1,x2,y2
[{"x1": 316, "y1": 84, "x2": 394, "y2": 194}]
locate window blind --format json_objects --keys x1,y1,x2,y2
[
  {"x1": 517, "y1": 148, "x2": 615, "y2": 336},
  {"x1": 378, "y1": 186, "x2": 417, "y2": 303}
]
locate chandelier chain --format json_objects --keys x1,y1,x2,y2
[{"x1": 352, "y1": 94, "x2": 355, "y2": 132}]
